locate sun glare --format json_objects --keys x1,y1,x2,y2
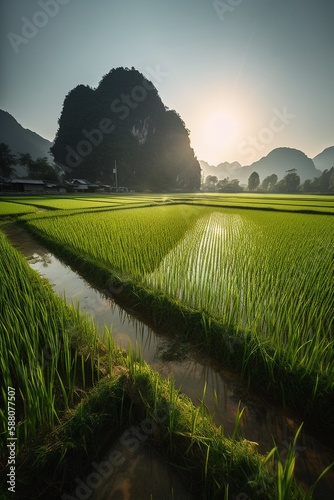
[
  {"x1": 200, "y1": 110, "x2": 239, "y2": 163},
  {"x1": 204, "y1": 111, "x2": 237, "y2": 144}
]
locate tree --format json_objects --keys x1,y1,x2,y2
[
  {"x1": 302, "y1": 167, "x2": 334, "y2": 193},
  {"x1": 32, "y1": 157, "x2": 58, "y2": 181},
  {"x1": 302, "y1": 179, "x2": 313, "y2": 193},
  {"x1": 216, "y1": 178, "x2": 229, "y2": 191},
  {"x1": 204, "y1": 175, "x2": 218, "y2": 191},
  {"x1": 315, "y1": 167, "x2": 334, "y2": 193},
  {"x1": 275, "y1": 169, "x2": 300, "y2": 193},
  {"x1": 330, "y1": 169, "x2": 334, "y2": 193},
  {"x1": 284, "y1": 169, "x2": 300, "y2": 192},
  {"x1": 262, "y1": 173, "x2": 278, "y2": 191},
  {"x1": 0, "y1": 143, "x2": 16, "y2": 178},
  {"x1": 217, "y1": 178, "x2": 243, "y2": 192},
  {"x1": 248, "y1": 171, "x2": 260, "y2": 191},
  {"x1": 18, "y1": 152, "x2": 34, "y2": 171}
]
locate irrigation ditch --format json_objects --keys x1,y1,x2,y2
[{"x1": 3, "y1": 222, "x2": 334, "y2": 498}]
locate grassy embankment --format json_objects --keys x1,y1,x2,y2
[{"x1": 0, "y1": 224, "x2": 312, "y2": 499}]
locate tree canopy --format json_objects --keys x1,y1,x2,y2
[
  {"x1": 248, "y1": 171, "x2": 260, "y2": 191},
  {"x1": 262, "y1": 174, "x2": 278, "y2": 191},
  {"x1": 0, "y1": 144, "x2": 58, "y2": 181},
  {"x1": 0, "y1": 143, "x2": 16, "y2": 178},
  {"x1": 275, "y1": 169, "x2": 300, "y2": 193}
]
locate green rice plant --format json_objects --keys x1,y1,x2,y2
[
  {"x1": 204, "y1": 443, "x2": 211, "y2": 481},
  {"x1": 168, "y1": 382, "x2": 177, "y2": 434},
  {"x1": 80, "y1": 354, "x2": 86, "y2": 388},
  {"x1": 0, "y1": 230, "x2": 103, "y2": 453},
  {"x1": 24, "y1": 204, "x2": 204, "y2": 277},
  {"x1": 275, "y1": 424, "x2": 303, "y2": 500},
  {"x1": 3, "y1": 192, "x2": 334, "y2": 218},
  {"x1": 0, "y1": 200, "x2": 37, "y2": 216},
  {"x1": 3, "y1": 197, "x2": 117, "y2": 210},
  {"x1": 2, "y1": 194, "x2": 174, "y2": 214},
  {"x1": 145, "y1": 208, "x2": 334, "y2": 387},
  {"x1": 231, "y1": 402, "x2": 245, "y2": 440},
  {"x1": 224, "y1": 484, "x2": 229, "y2": 499},
  {"x1": 173, "y1": 192, "x2": 334, "y2": 214},
  {"x1": 303, "y1": 462, "x2": 334, "y2": 499},
  {"x1": 269, "y1": 425, "x2": 332, "y2": 499},
  {"x1": 202, "y1": 382, "x2": 209, "y2": 414}
]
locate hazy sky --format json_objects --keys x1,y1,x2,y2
[{"x1": 1, "y1": 0, "x2": 333, "y2": 165}]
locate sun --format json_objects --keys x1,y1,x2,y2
[
  {"x1": 203, "y1": 110, "x2": 238, "y2": 149},
  {"x1": 193, "y1": 109, "x2": 240, "y2": 164},
  {"x1": 188, "y1": 102, "x2": 245, "y2": 163}
]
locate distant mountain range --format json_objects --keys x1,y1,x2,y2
[
  {"x1": 0, "y1": 109, "x2": 53, "y2": 177},
  {"x1": 313, "y1": 146, "x2": 334, "y2": 171},
  {"x1": 200, "y1": 146, "x2": 334, "y2": 185}
]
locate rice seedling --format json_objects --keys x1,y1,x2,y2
[
  {"x1": 231, "y1": 402, "x2": 245, "y2": 441},
  {"x1": 274, "y1": 424, "x2": 303, "y2": 500}
]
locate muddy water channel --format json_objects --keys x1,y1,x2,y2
[{"x1": 5, "y1": 225, "x2": 334, "y2": 498}]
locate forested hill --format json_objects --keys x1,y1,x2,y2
[
  {"x1": 200, "y1": 148, "x2": 323, "y2": 185},
  {"x1": 0, "y1": 110, "x2": 53, "y2": 161},
  {"x1": 51, "y1": 67, "x2": 201, "y2": 191}
]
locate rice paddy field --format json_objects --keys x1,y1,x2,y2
[
  {"x1": 0, "y1": 194, "x2": 164, "y2": 212},
  {"x1": 177, "y1": 193, "x2": 334, "y2": 214},
  {"x1": 0, "y1": 200, "x2": 38, "y2": 216},
  {"x1": 0, "y1": 212, "x2": 301, "y2": 499},
  {"x1": 1, "y1": 192, "x2": 334, "y2": 213},
  {"x1": 1, "y1": 192, "x2": 333, "y2": 498},
  {"x1": 19, "y1": 197, "x2": 334, "y2": 401}
]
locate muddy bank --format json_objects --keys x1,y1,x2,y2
[{"x1": 87, "y1": 435, "x2": 194, "y2": 500}]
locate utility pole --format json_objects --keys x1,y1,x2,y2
[{"x1": 113, "y1": 160, "x2": 118, "y2": 192}]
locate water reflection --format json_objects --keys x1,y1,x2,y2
[{"x1": 4, "y1": 225, "x2": 334, "y2": 497}]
